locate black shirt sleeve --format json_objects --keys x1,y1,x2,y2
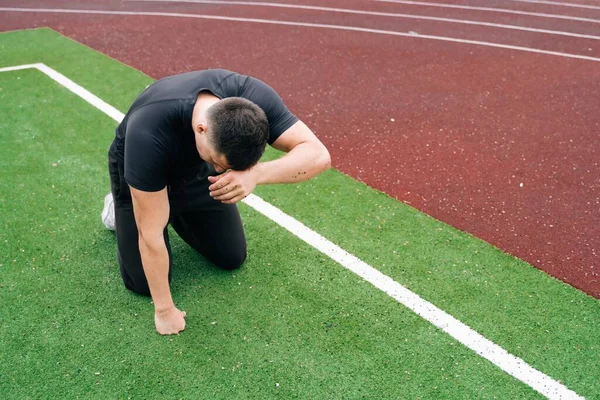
[
  {"x1": 239, "y1": 76, "x2": 298, "y2": 144},
  {"x1": 123, "y1": 103, "x2": 174, "y2": 192}
]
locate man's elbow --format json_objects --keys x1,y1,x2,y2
[
  {"x1": 316, "y1": 144, "x2": 332, "y2": 173},
  {"x1": 138, "y1": 229, "x2": 165, "y2": 252}
]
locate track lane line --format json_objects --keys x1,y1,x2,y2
[
  {"x1": 505, "y1": 0, "x2": 600, "y2": 10},
  {"x1": 0, "y1": 62, "x2": 585, "y2": 400},
  {"x1": 2, "y1": 8, "x2": 600, "y2": 62},
  {"x1": 372, "y1": 0, "x2": 600, "y2": 24},
  {"x1": 126, "y1": 0, "x2": 600, "y2": 40}
]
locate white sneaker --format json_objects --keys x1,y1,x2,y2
[{"x1": 101, "y1": 192, "x2": 116, "y2": 231}]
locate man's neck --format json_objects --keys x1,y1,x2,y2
[{"x1": 191, "y1": 91, "x2": 220, "y2": 127}]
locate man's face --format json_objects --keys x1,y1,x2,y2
[{"x1": 195, "y1": 130, "x2": 231, "y2": 174}]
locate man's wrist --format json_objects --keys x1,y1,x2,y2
[
  {"x1": 154, "y1": 301, "x2": 175, "y2": 314},
  {"x1": 251, "y1": 162, "x2": 266, "y2": 185}
]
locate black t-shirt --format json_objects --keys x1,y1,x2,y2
[{"x1": 113, "y1": 69, "x2": 298, "y2": 192}]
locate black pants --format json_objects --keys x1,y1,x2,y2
[{"x1": 108, "y1": 141, "x2": 247, "y2": 296}]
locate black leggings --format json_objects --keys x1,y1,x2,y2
[{"x1": 108, "y1": 143, "x2": 246, "y2": 296}]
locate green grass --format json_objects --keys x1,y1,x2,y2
[{"x1": 0, "y1": 28, "x2": 598, "y2": 399}]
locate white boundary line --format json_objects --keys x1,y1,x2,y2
[
  {"x1": 125, "y1": 0, "x2": 600, "y2": 41},
  {"x1": 506, "y1": 0, "x2": 600, "y2": 10},
  {"x1": 1, "y1": 8, "x2": 600, "y2": 63},
  {"x1": 373, "y1": 0, "x2": 600, "y2": 24},
  {"x1": 0, "y1": 63, "x2": 585, "y2": 400},
  {"x1": 0, "y1": 63, "x2": 125, "y2": 121}
]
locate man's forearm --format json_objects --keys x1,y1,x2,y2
[
  {"x1": 253, "y1": 142, "x2": 330, "y2": 185},
  {"x1": 138, "y1": 236, "x2": 173, "y2": 311}
]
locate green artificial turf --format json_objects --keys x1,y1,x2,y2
[
  {"x1": 0, "y1": 66, "x2": 539, "y2": 400},
  {"x1": 0, "y1": 28, "x2": 598, "y2": 399}
]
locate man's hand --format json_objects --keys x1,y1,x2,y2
[
  {"x1": 208, "y1": 169, "x2": 258, "y2": 204},
  {"x1": 155, "y1": 306, "x2": 187, "y2": 335}
]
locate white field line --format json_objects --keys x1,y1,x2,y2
[
  {"x1": 2, "y1": 8, "x2": 600, "y2": 63},
  {"x1": 373, "y1": 0, "x2": 600, "y2": 24},
  {"x1": 0, "y1": 63, "x2": 585, "y2": 400},
  {"x1": 0, "y1": 63, "x2": 125, "y2": 121},
  {"x1": 0, "y1": 63, "x2": 41, "y2": 72},
  {"x1": 126, "y1": 0, "x2": 600, "y2": 41},
  {"x1": 505, "y1": 0, "x2": 600, "y2": 10}
]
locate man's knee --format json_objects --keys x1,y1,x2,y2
[
  {"x1": 214, "y1": 247, "x2": 247, "y2": 271},
  {"x1": 124, "y1": 281, "x2": 151, "y2": 297},
  {"x1": 119, "y1": 255, "x2": 152, "y2": 296}
]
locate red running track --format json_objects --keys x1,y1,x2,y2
[{"x1": 1, "y1": 0, "x2": 598, "y2": 298}]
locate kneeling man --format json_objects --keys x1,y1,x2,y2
[{"x1": 105, "y1": 69, "x2": 330, "y2": 335}]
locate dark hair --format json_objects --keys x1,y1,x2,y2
[{"x1": 206, "y1": 97, "x2": 269, "y2": 171}]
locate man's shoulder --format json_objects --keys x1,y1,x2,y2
[{"x1": 135, "y1": 69, "x2": 243, "y2": 105}]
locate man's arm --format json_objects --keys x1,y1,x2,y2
[
  {"x1": 255, "y1": 120, "x2": 331, "y2": 184},
  {"x1": 209, "y1": 120, "x2": 331, "y2": 203},
  {"x1": 130, "y1": 186, "x2": 186, "y2": 335}
]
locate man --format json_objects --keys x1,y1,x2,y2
[{"x1": 104, "y1": 69, "x2": 330, "y2": 335}]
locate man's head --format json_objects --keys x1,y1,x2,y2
[{"x1": 194, "y1": 97, "x2": 269, "y2": 173}]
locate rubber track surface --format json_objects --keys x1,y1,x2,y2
[{"x1": 1, "y1": 0, "x2": 598, "y2": 297}]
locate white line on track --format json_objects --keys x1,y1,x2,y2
[
  {"x1": 1, "y1": 8, "x2": 600, "y2": 63},
  {"x1": 373, "y1": 0, "x2": 600, "y2": 24},
  {"x1": 126, "y1": 0, "x2": 600, "y2": 41},
  {"x1": 0, "y1": 62, "x2": 585, "y2": 399},
  {"x1": 505, "y1": 0, "x2": 600, "y2": 10}
]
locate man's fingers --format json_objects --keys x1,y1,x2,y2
[
  {"x1": 214, "y1": 188, "x2": 243, "y2": 202},
  {"x1": 211, "y1": 184, "x2": 240, "y2": 198},
  {"x1": 155, "y1": 308, "x2": 187, "y2": 335},
  {"x1": 208, "y1": 174, "x2": 231, "y2": 191}
]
